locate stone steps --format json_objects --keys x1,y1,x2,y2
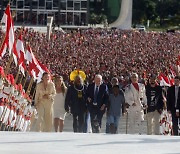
[{"x1": 63, "y1": 113, "x2": 148, "y2": 134}]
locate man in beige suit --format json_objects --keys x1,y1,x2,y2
[
  {"x1": 35, "y1": 72, "x2": 56, "y2": 132},
  {"x1": 125, "y1": 73, "x2": 147, "y2": 134}
]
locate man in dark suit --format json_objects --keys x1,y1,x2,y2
[
  {"x1": 167, "y1": 75, "x2": 180, "y2": 135},
  {"x1": 86, "y1": 74, "x2": 108, "y2": 133},
  {"x1": 65, "y1": 75, "x2": 87, "y2": 133}
]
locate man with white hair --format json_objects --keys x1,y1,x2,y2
[
  {"x1": 86, "y1": 74, "x2": 108, "y2": 133},
  {"x1": 124, "y1": 73, "x2": 147, "y2": 134}
]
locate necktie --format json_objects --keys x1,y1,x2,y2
[{"x1": 93, "y1": 86, "x2": 98, "y2": 105}]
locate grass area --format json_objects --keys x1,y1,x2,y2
[
  {"x1": 147, "y1": 27, "x2": 166, "y2": 32},
  {"x1": 147, "y1": 25, "x2": 179, "y2": 32}
]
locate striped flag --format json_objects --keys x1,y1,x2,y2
[
  {"x1": 16, "y1": 34, "x2": 26, "y2": 76},
  {"x1": 25, "y1": 45, "x2": 51, "y2": 82},
  {"x1": 0, "y1": 4, "x2": 15, "y2": 58},
  {"x1": 158, "y1": 73, "x2": 173, "y2": 87}
]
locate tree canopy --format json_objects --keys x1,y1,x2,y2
[{"x1": 133, "y1": 0, "x2": 180, "y2": 27}]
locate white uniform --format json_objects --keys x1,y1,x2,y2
[
  {"x1": 11, "y1": 109, "x2": 17, "y2": 128},
  {"x1": 0, "y1": 93, "x2": 5, "y2": 118},
  {"x1": 125, "y1": 83, "x2": 147, "y2": 134},
  {"x1": 22, "y1": 105, "x2": 32, "y2": 132},
  {"x1": 0, "y1": 92, "x2": 9, "y2": 124},
  {"x1": 0, "y1": 78, "x2": 4, "y2": 120},
  {"x1": 29, "y1": 106, "x2": 38, "y2": 131},
  {"x1": 10, "y1": 99, "x2": 18, "y2": 129},
  {"x1": 8, "y1": 105, "x2": 14, "y2": 126}
]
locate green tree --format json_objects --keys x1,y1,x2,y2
[
  {"x1": 133, "y1": 0, "x2": 146, "y2": 25},
  {"x1": 144, "y1": 0, "x2": 157, "y2": 21},
  {"x1": 133, "y1": 0, "x2": 180, "y2": 27},
  {"x1": 89, "y1": 13, "x2": 98, "y2": 24},
  {"x1": 156, "y1": 0, "x2": 180, "y2": 26},
  {"x1": 89, "y1": 13, "x2": 107, "y2": 24}
]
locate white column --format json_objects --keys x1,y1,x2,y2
[{"x1": 110, "y1": 0, "x2": 133, "y2": 30}]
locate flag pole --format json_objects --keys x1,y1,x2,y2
[
  {"x1": 32, "y1": 83, "x2": 37, "y2": 100},
  {"x1": 18, "y1": 73, "x2": 24, "y2": 84},
  {"x1": 14, "y1": 69, "x2": 20, "y2": 84},
  {"x1": 22, "y1": 74, "x2": 29, "y2": 89},
  {"x1": 26, "y1": 78, "x2": 34, "y2": 94},
  {"x1": 0, "y1": 31, "x2": 6, "y2": 51}
]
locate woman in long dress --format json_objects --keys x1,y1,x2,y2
[
  {"x1": 34, "y1": 72, "x2": 56, "y2": 132},
  {"x1": 53, "y1": 76, "x2": 67, "y2": 132}
]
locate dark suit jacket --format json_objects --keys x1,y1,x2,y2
[
  {"x1": 65, "y1": 84, "x2": 87, "y2": 114},
  {"x1": 145, "y1": 84, "x2": 164, "y2": 113},
  {"x1": 86, "y1": 83, "x2": 108, "y2": 110},
  {"x1": 167, "y1": 85, "x2": 180, "y2": 114}
]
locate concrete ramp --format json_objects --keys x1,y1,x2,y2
[
  {"x1": 0, "y1": 132, "x2": 180, "y2": 154},
  {"x1": 110, "y1": 0, "x2": 133, "y2": 30}
]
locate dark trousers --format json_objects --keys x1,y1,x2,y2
[
  {"x1": 172, "y1": 113, "x2": 179, "y2": 136},
  {"x1": 83, "y1": 112, "x2": 90, "y2": 133},
  {"x1": 72, "y1": 113, "x2": 85, "y2": 133},
  {"x1": 89, "y1": 106, "x2": 104, "y2": 132}
]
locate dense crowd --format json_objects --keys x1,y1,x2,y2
[
  {"x1": 0, "y1": 28, "x2": 179, "y2": 83},
  {"x1": 0, "y1": 27, "x2": 179, "y2": 135}
]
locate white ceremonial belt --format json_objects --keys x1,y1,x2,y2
[{"x1": 93, "y1": 102, "x2": 97, "y2": 106}]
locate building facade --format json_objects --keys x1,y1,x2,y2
[{"x1": 0, "y1": 0, "x2": 88, "y2": 26}]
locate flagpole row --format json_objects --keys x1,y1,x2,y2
[{"x1": 0, "y1": 4, "x2": 46, "y2": 132}]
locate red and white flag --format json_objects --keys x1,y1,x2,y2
[
  {"x1": 37, "y1": 60, "x2": 52, "y2": 82},
  {"x1": 169, "y1": 66, "x2": 176, "y2": 78},
  {"x1": 37, "y1": 60, "x2": 51, "y2": 74},
  {"x1": 25, "y1": 46, "x2": 42, "y2": 81},
  {"x1": 0, "y1": 5, "x2": 15, "y2": 58},
  {"x1": 25, "y1": 45, "x2": 51, "y2": 82},
  {"x1": 158, "y1": 73, "x2": 173, "y2": 87},
  {"x1": 16, "y1": 34, "x2": 26, "y2": 76}
]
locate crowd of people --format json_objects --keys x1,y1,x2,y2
[
  {"x1": 30, "y1": 71, "x2": 179, "y2": 135},
  {"x1": 0, "y1": 27, "x2": 179, "y2": 135},
  {"x1": 0, "y1": 28, "x2": 179, "y2": 83}
]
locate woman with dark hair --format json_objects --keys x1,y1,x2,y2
[
  {"x1": 34, "y1": 72, "x2": 56, "y2": 132},
  {"x1": 53, "y1": 76, "x2": 67, "y2": 132},
  {"x1": 65, "y1": 75, "x2": 87, "y2": 133}
]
